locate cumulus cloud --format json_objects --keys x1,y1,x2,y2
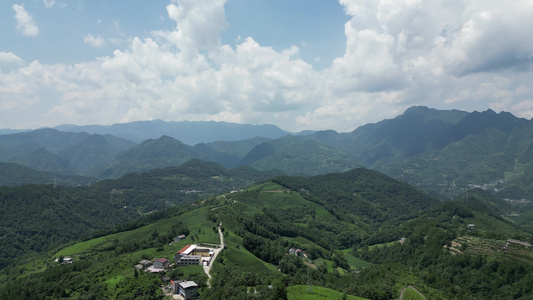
[
  {"x1": 2, "y1": 0, "x2": 533, "y2": 131},
  {"x1": 83, "y1": 34, "x2": 106, "y2": 47},
  {"x1": 0, "y1": 52, "x2": 24, "y2": 65},
  {"x1": 164, "y1": 0, "x2": 228, "y2": 52},
  {"x1": 12, "y1": 4, "x2": 39, "y2": 36},
  {"x1": 304, "y1": 0, "x2": 533, "y2": 130},
  {"x1": 43, "y1": 0, "x2": 55, "y2": 9}
]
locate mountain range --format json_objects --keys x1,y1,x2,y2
[
  {"x1": 2, "y1": 109, "x2": 533, "y2": 299},
  {"x1": 1, "y1": 106, "x2": 532, "y2": 200},
  {"x1": 54, "y1": 120, "x2": 294, "y2": 144}
]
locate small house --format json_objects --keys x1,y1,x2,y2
[
  {"x1": 467, "y1": 224, "x2": 476, "y2": 230},
  {"x1": 153, "y1": 257, "x2": 169, "y2": 269},
  {"x1": 139, "y1": 259, "x2": 152, "y2": 267},
  {"x1": 174, "y1": 234, "x2": 187, "y2": 242},
  {"x1": 62, "y1": 257, "x2": 74, "y2": 264},
  {"x1": 178, "y1": 281, "x2": 199, "y2": 300}
]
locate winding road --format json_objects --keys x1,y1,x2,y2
[{"x1": 203, "y1": 223, "x2": 224, "y2": 285}]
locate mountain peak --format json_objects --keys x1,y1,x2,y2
[{"x1": 403, "y1": 105, "x2": 431, "y2": 115}]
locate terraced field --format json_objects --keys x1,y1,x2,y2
[{"x1": 445, "y1": 236, "x2": 533, "y2": 262}]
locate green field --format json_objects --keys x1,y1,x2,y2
[
  {"x1": 54, "y1": 206, "x2": 219, "y2": 258},
  {"x1": 231, "y1": 182, "x2": 335, "y2": 220},
  {"x1": 212, "y1": 230, "x2": 279, "y2": 275},
  {"x1": 341, "y1": 249, "x2": 371, "y2": 269},
  {"x1": 288, "y1": 285, "x2": 369, "y2": 300},
  {"x1": 399, "y1": 287, "x2": 426, "y2": 300}
]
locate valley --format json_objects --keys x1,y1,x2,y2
[{"x1": 1, "y1": 107, "x2": 533, "y2": 299}]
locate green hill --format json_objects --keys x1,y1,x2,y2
[
  {"x1": 242, "y1": 135, "x2": 362, "y2": 176},
  {"x1": 58, "y1": 134, "x2": 137, "y2": 174},
  {"x1": 94, "y1": 135, "x2": 210, "y2": 178},
  {"x1": 0, "y1": 159, "x2": 280, "y2": 273},
  {"x1": 0, "y1": 129, "x2": 137, "y2": 176},
  {"x1": 2, "y1": 167, "x2": 532, "y2": 299}
]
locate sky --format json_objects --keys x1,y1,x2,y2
[{"x1": 1, "y1": 0, "x2": 533, "y2": 133}]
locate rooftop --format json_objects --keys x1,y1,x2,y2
[
  {"x1": 179, "y1": 281, "x2": 198, "y2": 289},
  {"x1": 178, "y1": 244, "x2": 196, "y2": 255}
]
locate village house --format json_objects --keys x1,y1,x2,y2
[
  {"x1": 174, "y1": 244, "x2": 215, "y2": 266},
  {"x1": 62, "y1": 257, "x2": 74, "y2": 264},
  {"x1": 172, "y1": 280, "x2": 198, "y2": 300},
  {"x1": 153, "y1": 257, "x2": 169, "y2": 269},
  {"x1": 289, "y1": 248, "x2": 306, "y2": 257},
  {"x1": 139, "y1": 259, "x2": 152, "y2": 267},
  {"x1": 174, "y1": 234, "x2": 187, "y2": 242}
]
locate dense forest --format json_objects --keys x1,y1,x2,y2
[
  {"x1": 0, "y1": 165, "x2": 532, "y2": 299},
  {"x1": 0, "y1": 160, "x2": 281, "y2": 272}
]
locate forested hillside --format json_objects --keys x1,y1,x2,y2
[
  {"x1": 0, "y1": 129, "x2": 137, "y2": 176},
  {"x1": 0, "y1": 162, "x2": 92, "y2": 186},
  {"x1": 2, "y1": 168, "x2": 532, "y2": 299},
  {"x1": 2, "y1": 106, "x2": 533, "y2": 201},
  {"x1": 0, "y1": 160, "x2": 280, "y2": 272}
]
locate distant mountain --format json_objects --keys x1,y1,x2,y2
[
  {"x1": 0, "y1": 128, "x2": 137, "y2": 175},
  {"x1": 0, "y1": 162, "x2": 93, "y2": 186},
  {"x1": 449, "y1": 109, "x2": 529, "y2": 142},
  {"x1": 194, "y1": 137, "x2": 272, "y2": 168},
  {"x1": 376, "y1": 109, "x2": 533, "y2": 199},
  {"x1": 240, "y1": 135, "x2": 362, "y2": 175},
  {"x1": 58, "y1": 134, "x2": 137, "y2": 174},
  {"x1": 2, "y1": 106, "x2": 533, "y2": 200},
  {"x1": 304, "y1": 106, "x2": 470, "y2": 165},
  {"x1": 0, "y1": 129, "x2": 30, "y2": 135},
  {"x1": 94, "y1": 135, "x2": 211, "y2": 178},
  {"x1": 9, "y1": 148, "x2": 74, "y2": 174},
  {"x1": 55, "y1": 120, "x2": 291, "y2": 145},
  {"x1": 0, "y1": 128, "x2": 90, "y2": 162}
]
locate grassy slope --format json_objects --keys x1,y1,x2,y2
[
  {"x1": 221, "y1": 182, "x2": 355, "y2": 274},
  {"x1": 399, "y1": 287, "x2": 426, "y2": 300},
  {"x1": 212, "y1": 231, "x2": 280, "y2": 275},
  {"x1": 55, "y1": 206, "x2": 218, "y2": 257},
  {"x1": 288, "y1": 285, "x2": 369, "y2": 300}
]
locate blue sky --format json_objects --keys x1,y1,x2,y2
[
  {"x1": 1, "y1": 0, "x2": 533, "y2": 132},
  {"x1": 1, "y1": 0, "x2": 347, "y2": 68}
]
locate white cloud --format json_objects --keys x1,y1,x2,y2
[
  {"x1": 164, "y1": 0, "x2": 228, "y2": 53},
  {"x1": 12, "y1": 4, "x2": 39, "y2": 36},
  {"x1": 512, "y1": 99, "x2": 533, "y2": 119},
  {"x1": 2, "y1": 0, "x2": 533, "y2": 132},
  {"x1": 0, "y1": 52, "x2": 24, "y2": 65},
  {"x1": 83, "y1": 34, "x2": 106, "y2": 47},
  {"x1": 301, "y1": 0, "x2": 533, "y2": 131},
  {"x1": 43, "y1": 0, "x2": 55, "y2": 9}
]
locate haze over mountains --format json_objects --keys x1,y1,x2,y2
[
  {"x1": 54, "y1": 120, "x2": 294, "y2": 145},
  {"x1": 1, "y1": 106, "x2": 532, "y2": 200},
  {"x1": 2, "y1": 106, "x2": 533, "y2": 299}
]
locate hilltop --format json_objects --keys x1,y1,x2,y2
[{"x1": 0, "y1": 160, "x2": 281, "y2": 271}]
